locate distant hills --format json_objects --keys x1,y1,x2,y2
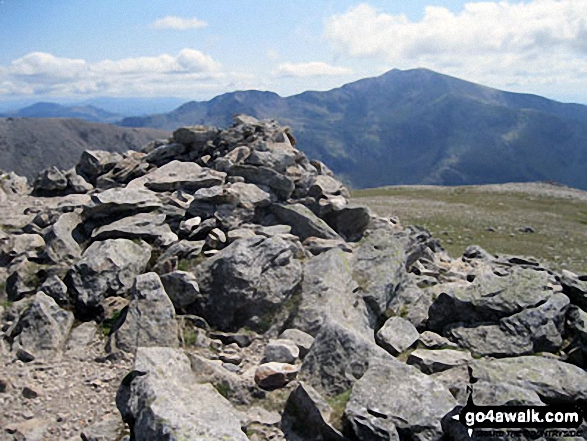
[
  {"x1": 120, "y1": 69, "x2": 587, "y2": 190},
  {"x1": 2, "y1": 69, "x2": 587, "y2": 189},
  {"x1": 0, "y1": 118, "x2": 168, "y2": 180}
]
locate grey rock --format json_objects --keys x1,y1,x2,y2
[
  {"x1": 193, "y1": 236, "x2": 303, "y2": 331},
  {"x1": 568, "y1": 305, "x2": 587, "y2": 343},
  {"x1": 91, "y1": 212, "x2": 178, "y2": 247},
  {"x1": 6, "y1": 234, "x2": 45, "y2": 259},
  {"x1": 84, "y1": 187, "x2": 162, "y2": 218},
  {"x1": 67, "y1": 238, "x2": 152, "y2": 317},
  {"x1": 470, "y1": 355, "x2": 587, "y2": 403},
  {"x1": 109, "y1": 272, "x2": 179, "y2": 354},
  {"x1": 430, "y1": 365, "x2": 471, "y2": 405},
  {"x1": 160, "y1": 270, "x2": 200, "y2": 310},
  {"x1": 76, "y1": 150, "x2": 123, "y2": 184},
  {"x1": 65, "y1": 321, "x2": 98, "y2": 351},
  {"x1": 472, "y1": 381, "x2": 543, "y2": 406},
  {"x1": 4, "y1": 418, "x2": 49, "y2": 441},
  {"x1": 254, "y1": 362, "x2": 300, "y2": 389},
  {"x1": 245, "y1": 143, "x2": 298, "y2": 173},
  {"x1": 65, "y1": 168, "x2": 94, "y2": 193},
  {"x1": 419, "y1": 331, "x2": 459, "y2": 349},
  {"x1": 462, "y1": 245, "x2": 494, "y2": 261},
  {"x1": 230, "y1": 164, "x2": 294, "y2": 200},
  {"x1": 131, "y1": 160, "x2": 225, "y2": 192},
  {"x1": 228, "y1": 182, "x2": 271, "y2": 208},
  {"x1": 448, "y1": 323, "x2": 534, "y2": 357},
  {"x1": 7, "y1": 292, "x2": 74, "y2": 358},
  {"x1": 407, "y1": 349, "x2": 473, "y2": 374},
  {"x1": 308, "y1": 175, "x2": 348, "y2": 199},
  {"x1": 300, "y1": 319, "x2": 393, "y2": 397},
  {"x1": 561, "y1": 271, "x2": 587, "y2": 310},
  {"x1": 264, "y1": 339, "x2": 299, "y2": 364},
  {"x1": 33, "y1": 166, "x2": 68, "y2": 194},
  {"x1": 173, "y1": 125, "x2": 218, "y2": 145},
  {"x1": 117, "y1": 347, "x2": 247, "y2": 441},
  {"x1": 44, "y1": 211, "x2": 83, "y2": 263},
  {"x1": 282, "y1": 382, "x2": 346, "y2": 441},
  {"x1": 376, "y1": 316, "x2": 419, "y2": 355},
  {"x1": 279, "y1": 328, "x2": 315, "y2": 359},
  {"x1": 143, "y1": 142, "x2": 186, "y2": 165},
  {"x1": 271, "y1": 203, "x2": 340, "y2": 241},
  {"x1": 39, "y1": 275, "x2": 69, "y2": 307},
  {"x1": 293, "y1": 248, "x2": 370, "y2": 338},
  {"x1": 345, "y1": 358, "x2": 457, "y2": 441},
  {"x1": 302, "y1": 236, "x2": 352, "y2": 255},
  {"x1": 152, "y1": 239, "x2": 205, "y2": 274},
  {"x1": 0, "y1": 171, "x2": 30, "y2": 195},
  {"x1": 81, "y1": 414, "x2": 125, "y2": 441},
  {"x1": 323, "y1": 206, "x2": 371, "y2": 242}
]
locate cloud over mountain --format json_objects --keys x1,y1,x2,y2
[{"x1": 275, "y1": 62, "x2": 352, "y2": 78}]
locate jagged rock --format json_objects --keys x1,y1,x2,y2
[
  {"x1": 76, "y1": 150, "x2": 123, "y2": 184},
  {"x1": 67, "y1": 238, "x2": 152, "y2": 317},
  {"x1": 279, "y1": 328, "x2": 315, "y2": 359},
  {"x1": 292, "y1": 248, "x2": 370, "y2": 339},
  {"x1": 323, "y1": 206, "x2": 371, "y2": 242},
  {"x1": 173, "y1": 125, "x2": 218, "y2": 145},
  {"x1": 282, "y1": 382, "x2": 346, "y2": 440},
  {"x1": 448, "y1": 293, "x2": 570, "y2": 357},
  {"x1": 193, "y1": 236, "x2": 303, "y2": 331},
  {"x1": 254, "y1": 362, "x2": 299, "y2": 389},
  {"x1": 419, "y1": 331, "x2": 458, "y2": 349},
  {"x1": 117, "y1": 347, "x2": 247, "y2": 440},
  {"x1": 471, "y1": 381, "x2": 543, "y2": 406},
  {"x1": 271, "y1": 203, "x2": 340, "y2": 241},
  {"x1": 159, "y1": 270, "x2": 200, "y2": 310},
  {"x1": 108, "y1": 272, "x2": 178, "y2": 354},
  {"x1": 208, "y1": 331, "x2": 253, "y2": 348},
  {"x1": 7, "y1": 292, "x2": 74, "y2": 358},
  {"x1": 430, "y1": 365, "x2": 471, "y2": 405},
  {"x1": 344, "y1": 358, "x2": 457, "y2": 441},
  {"x1": 227, "y1": 182, "x2": 272, "y2": 208},
  {"x1": 230, "y1": 165, "x2": 294, "y2": 200},
  {"x1": 33, "y1": 166, "x2": 68, "y2": 194},
  {"x1": 568, "y1": 305, "x2": 587, "y2": 342},
  {"x1": 129, "y1": 160, "x2": 225, "y2": 192},
  {"x1": 227, "y1": 227, "x2": 257, "y2": 242},
  {"x1": 65, "y1": 168, "x2": 93, "y2": 193},
  {"x1": 561, "y1": 271, "x2": 587, "y2": 310},
  {"x1": 144, "y1": 142, "x2": 186, "y2": 165},
  {"x1": 95, "y1": 152, "x2": 151, "y2": 188},
  {"x1": 302, "y1": 237, "x2": 352, "y2": 255},
  {"x1": 39, "y1": 275, "x2": 69, "y2": 307},
  {"x1": 428, "y1": 267, "x2": 557, "y2": 332},
  {"x1": 264, "y1": 339, "x2": 299, "y2": 364},
  {"x1": 376, "y1": 316, "x2": 419, "y2": 356},
  {"x1": 407, "y1": 349, "x2": 473, "y2": 374},
  {"x1": 470, "y1": 355, "x2": 587, "y2": 403},
  {"x1": 91, "y1": 212, "x2": 178, "y2": 246},
  {"x1": 84, "y1": 187, "x2": 162, "y2": 218},
  {"x1": 81, "y1": 415, "x2": 125, "y2": 441},
  {"x1": 152, "y1": 239, "x2": 205, "y2": 274},
  {"x1": 351, "y1": 228, "x2": 408, "y2": 323},
  {"x1": 0, "y1": 171, "x2": 30, "y2": 195},
  {"x1": 44, "y1": 211, "x2": 83, "y2": 263},
  {"x1": 65, "y1": 321, "x2": 98, "y2": 352},
  {"x1": 300, "y1": 319, "x2": 393, "y2": 397},
  {"x1": 462, "y1": 244, "x2": 494, "y2": 261}
]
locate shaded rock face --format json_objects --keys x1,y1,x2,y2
[{"x1": 1, "y1": 115, "x2": 587, "y2": 441}]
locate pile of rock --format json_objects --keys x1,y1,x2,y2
[{"x1": 0, "y1": 115, "x2": 585, "y2": 440}]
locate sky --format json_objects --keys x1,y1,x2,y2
[{"x1": 1, "y1": 0, "x2": 587, "y2": 104}]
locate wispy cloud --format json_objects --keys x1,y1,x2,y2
[
  {"x1": 151, "y1": 15, "x2": 208, "y2": 30},
  {"x1": 275, "y1": 61, "x2": 352, "y2": 78},
  {"x1": 324, "y1": 0, "x2": 587, "y2": 94}
]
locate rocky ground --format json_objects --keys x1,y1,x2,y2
[{"x1": 0, "y1": 115, "x2": 586, "y2": 440}]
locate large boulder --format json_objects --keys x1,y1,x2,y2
[
  {"x1": 323, "y1": 206, "x2": 371, "y2": 242},
  {"x1": 344, "y1": 358, "x2": 457, "y2": 441},
  {"x1": 376, "y1": 316, "x2": 420, "y2": 356},
  {"x1": 193, "y1": 236, "x2": 303, "y2": 331},
  {"x1": 76, "y1": 150, "x2": 123, "y2": 184},
  {"x1": 44, "y1": 211, "x2": 84, "y2": 263},
  {"x1": 291, "y1": 248, "x2": 371, "y2": 338},
  {"x1": 7, "y1": 292, "x2": 74, "y2": 359},
  {"x1": 229, "y1": 165, "x2": 294, "y2": 200},
  {"x1": 109, "y1": 272, "x2": 179, "y2": 354},
  {"x1": 159, "y1": 270, "x2": 201, "y2": 310},
  {"x1": 271, "y1": 203, "x2": 340, "y2": 241},
  {"x1": 67, "y1": 238, "x2": 152, "y2": 317},
  {"x1": 32, "y1": 166, "x2": 68, "y2": 195},
  {"x1": 116, "y1": 347, "x2": 247, "y2": 440}
]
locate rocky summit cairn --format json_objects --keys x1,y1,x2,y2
[{"x1": 0, "y1": 114, "x2": 586, "y2": 440}]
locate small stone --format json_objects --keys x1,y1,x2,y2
[
  {"x1": 22, "y1": 386, "x2": 41, "y2": 399},
  {"x1": 375, "y1": 316, "x2": 420, "y2": 356},
  {"x1": 264, "y1": 339, "x2": 300, "y2": 364},
  {"x1": 279, "y1": 328, "x2": 315, "y2": 359},
  {"x1": 254, "y1": 362, "x2": 300, "y2": 390},
  {"x1": 16, "y1": 348, "x2": 36, "y2": 363}
]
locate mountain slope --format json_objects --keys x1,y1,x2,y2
[
  {"x1": 120, "y1": 68, "x2": 587, "y2": 190},
  {"x1": 0, "y1": 118, "x2": 169, "y2": 180},
  {"x1": 0, "y1": 102, "x2": 122, "y2": 123}
]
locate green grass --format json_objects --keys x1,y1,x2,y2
[
  {"x1": 326, "y1": 388, "x2": 352, "y2": 432},
  {"x1": 353, "y1": 184, "x2": 587, "y2": 274}
]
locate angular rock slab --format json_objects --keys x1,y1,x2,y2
[
  {"x1": 160, "y1": 270, "x2": 200, "y2": 310},
  {"x1": 44, "y1": 211, "x2": 83, "y2": 263},
  {"x1": 84, "y1": 187, "x2": 162, "y2": 218},
  {"x1": 194, "y1": 236, "x2": 303, "y2": 331},
  {"x1": 8, "y1": 292, "x2": 74, "y2": 359},
  {"x1": 117, "y1": 347, "x2": 247, "y2": 441},
  {"x1": 129, "y1": 160, "x2": 226, "y2": 192},
  {"x1": 91, "y1": 212, "x2": 178, "y2": 247},
  {"x1": 271, "y1": 203, "x2": 340, "y2": 241},
  {"x1": 470, "y1": 356, "x2": 587, "y2": 403},
  {"x1": 376, "y1": 316, "x2": 419, "y2": 356},
  {"x1": 407, "y1": 349, "x2": 473, "y2": 374},
  {"x1": 67, "y1": 238, "x2": 151, "y2": 317},
  {"x1": 345, "y1": 358, "x2": 457, "y2": 441},
  {"x1": 109, "y1": 272, "x2": 179, "y2": 354}
]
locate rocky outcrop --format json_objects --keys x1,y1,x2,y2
[{"x1": 1, "y1": 115, "x2": 586, "y2": 441}]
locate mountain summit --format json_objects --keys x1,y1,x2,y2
[{"x1": 121, "y1": 68, "x2": 587, "y2": 190}]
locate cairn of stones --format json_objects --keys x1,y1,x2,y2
[{"x1": 0, "y1": 115, "x2": 585, "y2": 440}]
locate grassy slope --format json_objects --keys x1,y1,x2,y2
[{"x1": 352, "y1": 183, "x2": 587, "y2": 274}]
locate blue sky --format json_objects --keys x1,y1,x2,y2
[{"x1": 1, "y1": 0, "x2": 586, "y2": 104}]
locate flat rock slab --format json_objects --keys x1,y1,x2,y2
[
  {"x1": 407, "y1": 348, "x2": 473, "y2": 374},
  {"x1": 117, "y1": 347, "x2": 247, "y2": 441},
  {"x1": 84, "y1": 187, "x2": 162, "y2": 218},
  {"x1": 130, "y1": 160, "x2": 226, "y2": 192},
  {"x1": 91, "y1": 212, "x2": 178, "y2": 246},
  {"x1": 271, "y1": 203, "x2": 340, "y2": 241}
]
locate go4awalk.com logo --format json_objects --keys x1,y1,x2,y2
[{"x1": 452, "y1": 392, "x2": 585, "y2": 438}]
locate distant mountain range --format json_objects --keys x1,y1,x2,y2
[
  {"x1": 119, "y1": 69, "x2": 587, "y2": 190},
  {"x1": 0, "y1": 102, "x2": 122, "y2": 123},
  {"x1": 2, "y1": 69, "x2": 587, "y2": 189},
  {"x1": 0, "y1": 118, "x2": 168, "y2": 180}
]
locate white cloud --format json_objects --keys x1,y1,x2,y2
[
  {"x1": 324, "y1": 1, "x2": 587, "y2": 97},
  {"x1": 151, "y1": 15, "x2": 207, "y2": 30},
  {"x1": 275, "y1": 61, "x2": 352, "y2": 78},
  {"x1": 0, "y1": 49, "x2": 232, "y2": 97}
]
